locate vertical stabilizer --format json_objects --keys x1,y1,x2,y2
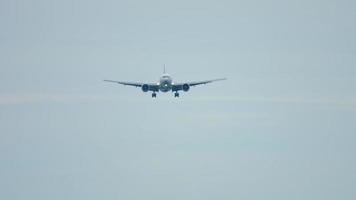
[{"x1": 163, "y1": 64, "x2": 166, "y2": 74}]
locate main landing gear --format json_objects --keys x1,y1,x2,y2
[
  {"x1": 152, "y1": 93, "x2": 157, "y2": 98},
  {"x1": 174, "y1": 92, "x2": 179, "y2": 98}
]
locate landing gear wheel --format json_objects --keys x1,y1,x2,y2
[
  {"x1": 174, "y1": 92, "x2": 179, "y2": 98},
  {"x1": 152, "y1": 93, "x2": 157, "y2": 98}
]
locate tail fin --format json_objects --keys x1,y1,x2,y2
[{"x1": 163, "y1": 64, "x2": 166, "y2": 74}]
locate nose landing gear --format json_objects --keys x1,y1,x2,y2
[
  {"x1": 152, "y1": 93, "x2": 157, "y2": 98},
  {"x1": 174, "y1": 92, "x2": 179, "y2": 98}
]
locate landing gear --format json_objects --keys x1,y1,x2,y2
[
  {"x1": 174, "y1": 92, "x2": 179, "y2": 98},
  {"x1": 152, "y1": 93, "x2": 157, "y2": 98}
]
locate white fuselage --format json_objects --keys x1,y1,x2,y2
[{"x1": 159, "y1": 74, "x2": 173, "y2": 92}]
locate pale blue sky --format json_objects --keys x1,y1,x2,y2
[{"x1": 1, "y1": 0, "x2": 356, "y2": 200}]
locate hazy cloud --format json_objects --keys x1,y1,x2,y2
[{"x1": 1, "y1": 93, "x2": 355, "y2": 110}]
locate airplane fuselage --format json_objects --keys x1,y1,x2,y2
[{"x1": 159, "y1": 74, "x2": 173, "y2": 92}]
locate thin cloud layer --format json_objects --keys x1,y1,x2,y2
[
  {"x1": 1, "y1": 93, "x2": 355, "y2": 110},
  {"x1": 0, "y1": 94, "x2": 126, "y2": 105}
]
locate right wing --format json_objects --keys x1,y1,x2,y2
[
  {"x1": 185, "y1": 78, "x2": 227, "y2": 87},
  {"x1": 104, "y1": 80, "x2": 159, "y2": 91},
  {"x1": 172, "y1": 78, "x2": 226, "y2": 91}
]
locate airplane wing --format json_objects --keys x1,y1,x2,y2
[
  {"x1": 104, "y1": 80, "x2": 143, "y2": 87},
  {"x1": 172, "y1": 78, "x2": 226, "y2": 91},
  {"x1": 185, "y1": 78, "x2": 227, "y2": 86},
  {"x1": 104, "y1": 80, "x2": 159, "y2": 91}
]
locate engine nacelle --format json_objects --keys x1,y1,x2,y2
[
  {"x1": 182, "y1": 84, "x2": 190, "y2": 92},
  {"x1": 141, "y1": 84, "x2": 149, "y2": 92}
]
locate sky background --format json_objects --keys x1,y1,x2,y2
[{"x1": 1, "y1": 0, "x2": 356, "y2": 199}]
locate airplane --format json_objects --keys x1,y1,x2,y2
[{"x1": 104, "y1": 66, "x2": 226, "y2": 98}]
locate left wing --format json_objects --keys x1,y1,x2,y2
[
  {"x1": 104, "y1": 80, "x2": 159, "y2": 91},
  {"x1": 172, "y1": 78, "x2": 226, "y2": 91},
  {"x1": 104, "y1": 80, "x2": 143, "y2": 87}
]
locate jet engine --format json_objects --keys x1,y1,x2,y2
[
  {"x1": 183, "y1": 84, "x2": 190, "y2": 92},
  {"x1": 141, "y1": 84, "x2": 149, "y2": 92}
]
